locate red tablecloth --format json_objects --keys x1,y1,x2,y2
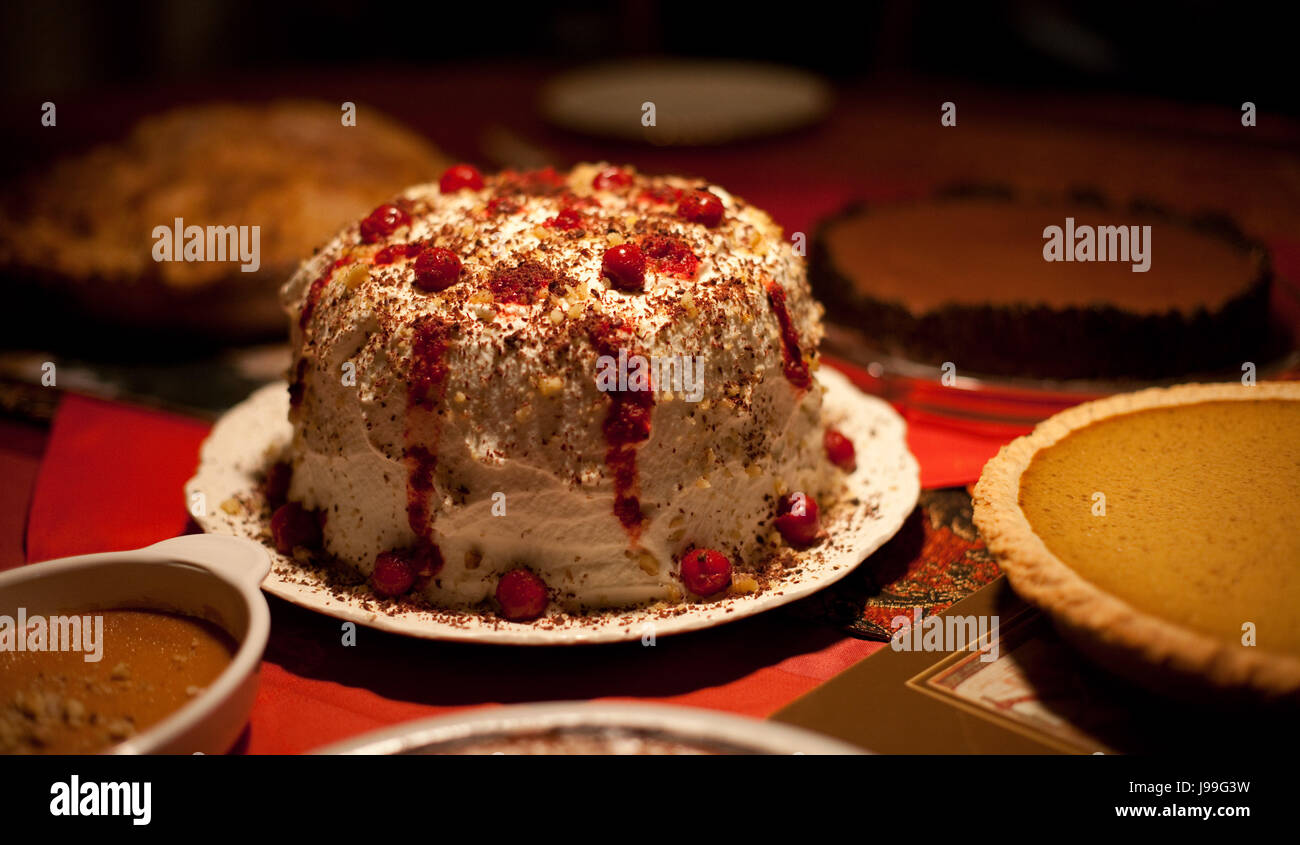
[{"x1": 14, "y1": 363, "x2": 1007, "y2": 753}]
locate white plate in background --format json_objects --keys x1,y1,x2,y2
[{"x1": 540, "y1": 60, "x2": 832, "y2": 145}]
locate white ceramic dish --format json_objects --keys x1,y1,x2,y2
[
  {"x1": 186, "y1": 366, "x2": 920, "y2": 645},
  {"x1": 314, "y1": 701, "x2": 866, "y2": 755},
  {"x1": 540, "y1": 60, "x2": 832, "y2": 144},
  {"x1": 0, "y1": 534, "x2": 271, "y2": 754}
]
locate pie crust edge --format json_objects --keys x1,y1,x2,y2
[{"x1": 972, "y1": 380, "x2": 1300, "y2": 703}]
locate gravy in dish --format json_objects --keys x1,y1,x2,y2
[{"x1": 0, "y1": 609, "x2": 236, "y2": 754}]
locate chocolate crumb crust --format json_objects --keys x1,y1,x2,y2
[{"x1": 810, "y1": 187, "x2": 1275, "y2": 381}]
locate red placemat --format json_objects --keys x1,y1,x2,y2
[
  {"x1": 828, "y1": 360, "x2": 1018, "y2": 487},
  {"x1": 0, "y1": 418, "x2": 46, "y2": 571},
  {"x1": 24, "y1": 388, "x2": 988, "y2": 753},
  {"x1": 25, "y1": 394, "x2": 209, "y2": 563}
]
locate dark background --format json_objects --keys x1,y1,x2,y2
[{"x1": 1, "y1": 0, "x2": 1294, "y2": 109}]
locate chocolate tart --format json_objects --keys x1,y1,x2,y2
[
  {"x1": 973, "y1": 381, "x2": 1300, "y2": 704},
  {"x1": 811, "y1": 190, "x2": 1274, "y2": 381}
]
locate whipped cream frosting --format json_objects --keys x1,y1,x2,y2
[{"x1": 279, "y1": 163, "x2": 834, "y2": 610}]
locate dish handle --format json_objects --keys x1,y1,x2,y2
[{"x1": 148, "y1": 534, "x2": 271, "y2": 588}]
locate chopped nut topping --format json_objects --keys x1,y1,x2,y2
[
  {"x1": 728, "y1": 576, "x2": 760, "y2": 595},
  {"x1": 105, "y1": 718, "x2": 135, "y2": 740},
  {"x1": 340, "y1": 263, "x2": 369, "y2": 291}
]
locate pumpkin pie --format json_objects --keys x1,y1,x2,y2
[
  {"x1": 973, "y1": 381, "x2": 1300, "y2": 703},
  {"x1": 811, "y1": 191, "x2": 1274, "y2": 380}
]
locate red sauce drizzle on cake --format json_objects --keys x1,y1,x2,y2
[
  {"x1": 299, "y1": 257, "x2": 352, "y2": 329},
  {"x1": 373, "y1": 241, "x2": 427, "y2": 265},
  {"x1": 564, "y1": 193, "x2": 602, "y2": 210},
  {"x1": 486, "y1": 196, "x2": 521, "y2": 216},
  {"x1": 405, "y1": 445, "x2": 438, "y2": 537},
  {"x1": 544, "y1": 207, "x2": 585, "y2": 231},
  {"x1": 765, "y1": 281, "x2": 811, "y2": 390},
  {"x1": 638, "y1": 185, "x2": 684, "y2": 205},
  {"x1": 605, "y1": 393, "x2": 654, "y2": 533},
  {"x1": 588, "y1": 318, "x2": 654, "y2": 537},
  {"x1": 498, "y1": 166, "x2": 567, "y2": 194},
  {"x1": 641, "y1": 235, "x2": 699, "y2": 279},
  {"x1": 404, "y1": 317, "x2": 453, "y2": 542}
]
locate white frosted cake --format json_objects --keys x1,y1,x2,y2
[{"x1": 274, "y1": 163, "x2": 853, "y2": 619}]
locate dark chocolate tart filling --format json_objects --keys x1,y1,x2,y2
[{"x1": 810, "y1": 188, "x2": 1275, "y2": 381}]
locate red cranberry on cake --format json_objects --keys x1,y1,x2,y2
[
  {"x1": 775, "y1": 493, "x2": 823, "y2": 547},
  {"x1": 680, "y1": 548, "x2": 732, "y2": 598},
  {"x1": 496, "y1": 569, "x2": 549, "y2": 621},
  {"x1": 824, "y1": 428, "x2": 856, "y2": 471},
  {"x1": 277, "y1": 163, "x2": 837, "y2": 614}
]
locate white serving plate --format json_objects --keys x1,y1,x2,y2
[{"x1": 185, "y1": 366, "x2": 919, "y2": 645}]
